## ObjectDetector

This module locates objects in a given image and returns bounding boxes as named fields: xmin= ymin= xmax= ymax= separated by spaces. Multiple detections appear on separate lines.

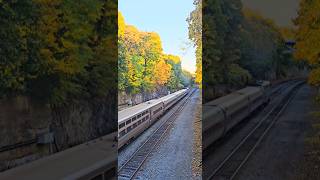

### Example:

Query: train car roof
xmin=159 ymin=89 xmax=187 ymax=102
xmin=205 ymin=92 xmax=246 ymax=108
xmin=236 ymin=86 xmax=262 ymax=95
xmin=205 ymin=86 xmax=262 ymax=110
xmin=118 ymin=99 xmax=161 ymax=123
xmin=204 ymin=87 xmax=260 ymax=109
xmin=0 ymin=132 xmax=117 ymax=180
xmin=118 ymin=89 xmax=187 ymax=123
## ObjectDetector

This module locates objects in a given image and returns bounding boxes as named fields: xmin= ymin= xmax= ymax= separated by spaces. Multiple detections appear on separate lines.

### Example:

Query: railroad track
xmin=118 ymin=89 xmax=196 ymax=180
xmin=269 ymin=79 xmax=300 ymax=97
xmin=207 ymin=81 xmax=304 ymax=180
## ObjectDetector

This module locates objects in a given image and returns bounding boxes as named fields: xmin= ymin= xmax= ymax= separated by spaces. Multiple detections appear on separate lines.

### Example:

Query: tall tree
xmin=294 ymin=0 xmax=320 ymax=87
xmin=118 ymin=12 xmax=188 ymax=97
xmin=0 ymin=0 xmax=38 ymax=96
xmin=187 ymin=0 xmax=202 ymax=86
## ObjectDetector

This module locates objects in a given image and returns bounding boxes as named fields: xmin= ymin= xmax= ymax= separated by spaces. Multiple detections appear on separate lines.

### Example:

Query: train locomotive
xmin=203 ymin=81 xmax=271 ymax=150
xmin=118 ymin=89 xmax=188 ymax=149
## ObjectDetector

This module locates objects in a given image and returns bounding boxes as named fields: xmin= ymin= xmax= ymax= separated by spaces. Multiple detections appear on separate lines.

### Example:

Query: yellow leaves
xmin=142 ymin=32 xmax=163 ymax=54
xmin=154 ymin=59 xmax=172 ymax=85
xmin=164 ymin=54 xmax=181 ymax=64
xmin=125 ymin=25 xmax=141 ymax=43
xmin=119 ymin=12 xmax=163 ymax=57
xmin=119 ymin=12 xmax=185 ymax=93
xmin=295 ymin=0 xmax=320 ymax=89
xmin=295 ymin=0 xmax=320 ymax=65
xmin=308 ymin=68 xmax=320 ymax=87
xmin=61 ymin=38 xmax=77 ymax=49
xmin=118 ymin=11 xmax=125 ymax=38
xmin=279 ymin=27 xmax=296 ymax=40
xmin=188 ymin=0 xmax=202 ymax=86
xmin=294 ymin=28 xmax=320 ymax=65
xmin=195 ymin=41 xmax=202 ymax=86
xmin=127 ymin=59 xmax=141 ymax=88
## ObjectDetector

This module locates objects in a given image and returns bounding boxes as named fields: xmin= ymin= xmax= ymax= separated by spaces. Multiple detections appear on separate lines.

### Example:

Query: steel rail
xmin=118 ymin=89 xmax=196 ymax=180
xmin=207 ymin=81 xmax=304 ymax=180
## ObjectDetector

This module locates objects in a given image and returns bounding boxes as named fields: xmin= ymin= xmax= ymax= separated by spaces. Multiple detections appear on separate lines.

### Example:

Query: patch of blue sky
xmin=119 ymin=0 xmax=197 ymax=73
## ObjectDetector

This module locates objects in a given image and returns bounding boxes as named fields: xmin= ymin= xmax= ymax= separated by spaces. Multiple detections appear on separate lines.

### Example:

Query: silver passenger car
xmin=203 ymin=85 xmax=268 ymax=150
xmin=0 ymin=133 xmax=117 ymax=180
xmin=118 ymin=89 xmax=188 ymax=149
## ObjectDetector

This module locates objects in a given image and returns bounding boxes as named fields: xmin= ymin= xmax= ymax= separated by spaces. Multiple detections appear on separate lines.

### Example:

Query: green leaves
xmin=0 ymin=0 xmax=37 ymax=96
xmin=295 ymin=0 xmax=320 ymax=87
xmin=0 ymin=0 xmax=117 ymax=105
xmin=202 ymin=0 xmax=244 ymax=89
xmin=199 ymin=0 xmax=296 ymax=101
xmin=118 ymin=12 xmax=188 ymax=95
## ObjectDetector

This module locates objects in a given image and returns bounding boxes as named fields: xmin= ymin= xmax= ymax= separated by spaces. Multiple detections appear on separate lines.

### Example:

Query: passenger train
xmin=203 ymin=81 xmax=271 ymax=150
xmin=0 ymin=133 xmax=117 ymax=180
xmin=118 ymin=89 xmax=188 ymax=149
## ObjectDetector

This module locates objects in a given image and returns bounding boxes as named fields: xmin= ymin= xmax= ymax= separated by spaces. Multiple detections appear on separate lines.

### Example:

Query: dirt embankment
xmin=192 ymin=91 xmax=202 ymax=177
xmin=296 ymin=96 xmax=320 ymax=180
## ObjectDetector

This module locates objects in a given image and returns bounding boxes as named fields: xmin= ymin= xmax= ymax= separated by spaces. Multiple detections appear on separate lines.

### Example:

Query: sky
xmin=119 ymin=0 xmax=196 ymax=73
xmin=242 ymin=0 xmax=300 ymax=27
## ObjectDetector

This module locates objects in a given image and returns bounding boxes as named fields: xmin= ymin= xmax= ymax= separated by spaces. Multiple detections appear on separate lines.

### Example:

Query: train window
xmin=119 ymin=123 xmax=125 ymax=129
xmin=119 ymin=130 xmax=126 ymax=137
xmin=153 ymin=107 xmax=162 ymax=114
xmin=133 ymin=123 xmax=137 ymax=128
xmin=142 ymin=111 xmax=145 ymax=115
xmin=138 ymin=120 xmax=142 ymax=124
xmin=126 ymin=119 xmax=131 ymax=125
xmin=132 ymin=116 xmax=137 ymax=121
xmin=138 ymin=114 xmax=141 ymax=118
xmin=153 ymin=107 xmax=160 ymax=114
xmin=127 ymin=126 xmax=132 ymax=132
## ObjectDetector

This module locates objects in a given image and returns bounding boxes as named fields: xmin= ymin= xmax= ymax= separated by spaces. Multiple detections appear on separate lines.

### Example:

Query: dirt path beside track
xmin=237 ymin=84 xmax=317 ymax=180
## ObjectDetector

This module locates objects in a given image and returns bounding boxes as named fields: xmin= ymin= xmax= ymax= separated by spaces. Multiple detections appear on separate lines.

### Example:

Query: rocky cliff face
xmin=0 ymin=96 xmax=51 ymax=147
xmin=0 ymin=96 xmax=51 ymax=171
xmin=118 ymin=87 xmax=170 ymax=108
xmin=51 ymin=96 xmax=117 ymax=150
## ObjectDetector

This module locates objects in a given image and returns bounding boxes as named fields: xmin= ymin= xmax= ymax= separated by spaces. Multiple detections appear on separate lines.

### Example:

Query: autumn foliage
xmin=0 ymin=0 xmax=117 ymax=105
xmin=294 ymin=0 xmax=320 ymax=87
xmin=188 ymin=0 xmax=299 ymax=101
xmin=118 ymin=12 xmax=191 ymax=96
